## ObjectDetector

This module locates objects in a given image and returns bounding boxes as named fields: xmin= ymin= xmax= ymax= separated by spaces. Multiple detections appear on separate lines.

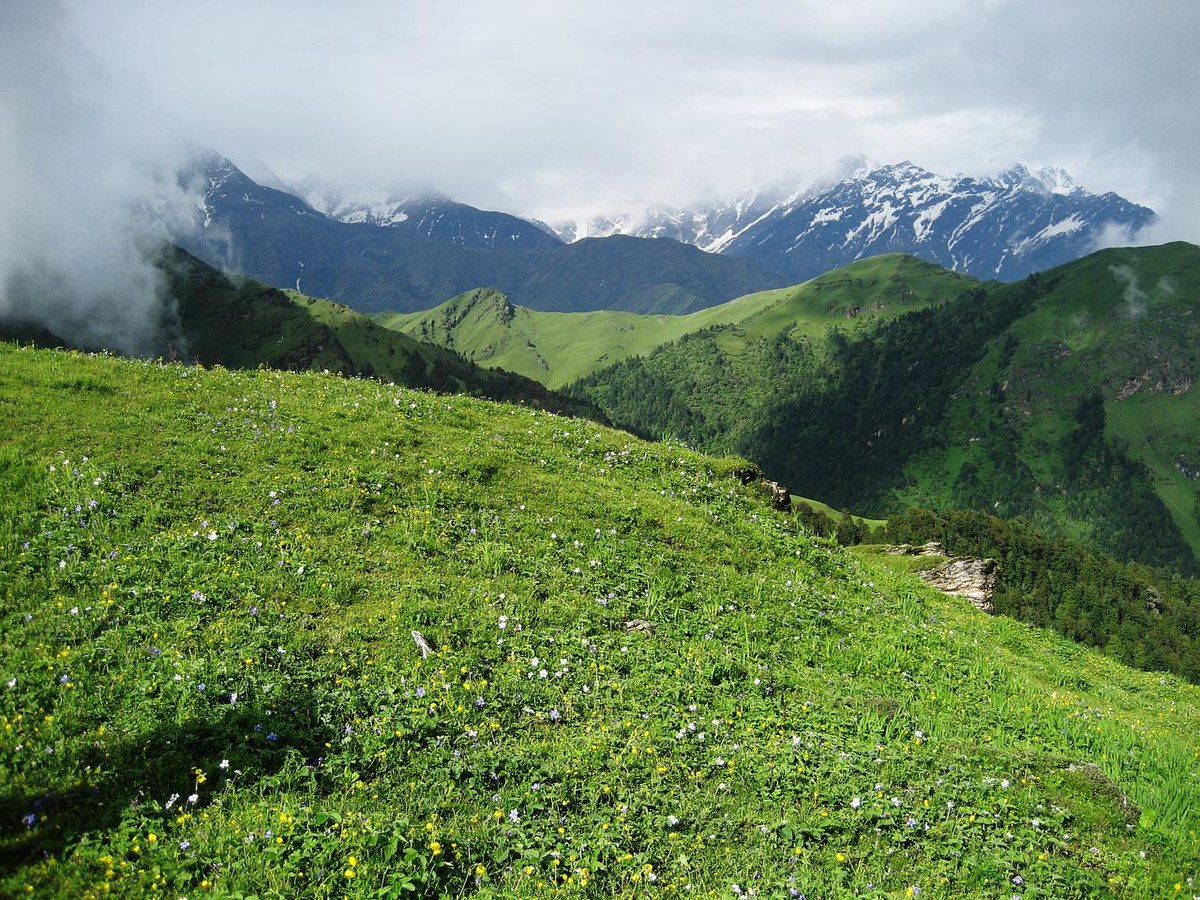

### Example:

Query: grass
xmin=376 ymin=255 xmax=972 ymax=388
xmin=1 ymin=343 xmax=1198 ymax=898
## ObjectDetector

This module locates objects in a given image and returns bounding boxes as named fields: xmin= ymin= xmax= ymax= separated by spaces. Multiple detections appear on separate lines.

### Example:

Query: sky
xmin=37 ymin=0 xmax=1200 ymax=229
xmin=0 ymin=0 xmax=1197 ymax=351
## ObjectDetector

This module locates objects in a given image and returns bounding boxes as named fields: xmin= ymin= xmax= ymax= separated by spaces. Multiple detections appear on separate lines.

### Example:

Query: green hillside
xmin=2 ymin=345 xmax=1199 ymax=898
xmin=574 ymin=243 xmax=1200 ymax=571
xmin=163 ymin=248 xmax=600 ymax=419
xmin=377 ymin=255 xmax=974 ymax=388
xmin=0 ymin=247 xmax=599 ymax=420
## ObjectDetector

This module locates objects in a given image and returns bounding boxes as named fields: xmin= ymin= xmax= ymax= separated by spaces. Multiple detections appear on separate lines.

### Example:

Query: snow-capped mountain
xmin=172 ymin=153 xmax=778 ymax=314
xmin=292 ymin=179 xmax=560 ymax=251
xmin=552 ymin=163 xmax=1156 ymax=282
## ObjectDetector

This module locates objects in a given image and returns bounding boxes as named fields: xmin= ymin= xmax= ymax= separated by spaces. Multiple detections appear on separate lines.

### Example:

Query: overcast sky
xmin=8 ymin=0 xmax=1200 ymax=234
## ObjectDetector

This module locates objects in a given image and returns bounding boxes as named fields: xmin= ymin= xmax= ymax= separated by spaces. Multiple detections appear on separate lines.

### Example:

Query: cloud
xmin=0 ymin=0 xmax=200 ymax=355
xmin=35 ymin=0 xmax=1200 ymax=241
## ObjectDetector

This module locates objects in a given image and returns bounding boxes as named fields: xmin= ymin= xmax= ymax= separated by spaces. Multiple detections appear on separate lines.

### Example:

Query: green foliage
xmin=576 ymin=245 xmax=1200 ymax=572
xmin=158 ymin=248 xmax=601 ymax=420
xmin=885 ymin=507 xmax=1200 ymax=682
xmin=379 ymin=254 xmax=969 ymax=388
xmin=1 ymin=344 xmax=1198 ymax=897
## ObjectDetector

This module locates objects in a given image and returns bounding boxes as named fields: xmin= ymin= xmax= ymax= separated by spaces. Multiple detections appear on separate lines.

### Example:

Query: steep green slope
xmin=378 ymin=255 xmax=974 ymax=388
xmin=574 ymin=243 xmax=1200 ymax=571
xmin=897 ymin=242 xmax=1200 ymax=565
xmin=165 ymin=247 xmax=602 ymax=419
xmin=1 ymin=345 xmax=1198 ymax=898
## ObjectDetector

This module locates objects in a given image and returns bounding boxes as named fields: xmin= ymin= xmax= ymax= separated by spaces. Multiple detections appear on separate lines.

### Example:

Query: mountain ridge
xmin=176 ymin=155 xmax=782 ymax=315
xmin=548 ymin=161 xmax=1155 ymax=283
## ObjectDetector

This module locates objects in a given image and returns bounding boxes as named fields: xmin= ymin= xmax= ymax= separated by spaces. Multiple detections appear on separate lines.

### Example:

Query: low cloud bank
xmin=0 ymin=1 xmax=201 ymax=355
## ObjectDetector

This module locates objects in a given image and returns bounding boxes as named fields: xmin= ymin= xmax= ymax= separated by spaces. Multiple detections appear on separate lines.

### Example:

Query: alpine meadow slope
xmin=378 ymin=254 xmax=975 ymax=389
xmin=1 ymin=345 xmax=1198 ymax=898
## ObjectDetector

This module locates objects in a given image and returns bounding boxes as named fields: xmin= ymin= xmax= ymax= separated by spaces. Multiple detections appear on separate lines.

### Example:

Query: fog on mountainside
xmin=0 ymin=3 xmax=202 ymax=355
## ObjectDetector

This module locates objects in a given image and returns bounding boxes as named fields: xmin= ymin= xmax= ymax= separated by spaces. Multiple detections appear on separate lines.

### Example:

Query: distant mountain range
xmin=178 ymin=155 xmax=1154 ymax=315
xmin=549 ymin=162 xmax=1156 ymax=282
xmin=177 ymin=154 xmax=778 ymax=315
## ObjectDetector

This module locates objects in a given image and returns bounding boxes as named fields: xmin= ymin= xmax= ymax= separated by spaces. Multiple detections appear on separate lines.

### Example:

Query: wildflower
xmin=415 ymin=687 xmax=427 ymax=699
xmin=429 ymin=841 xmax=443 ymax=856
xmin=266 ymin=732 xmax=278 ymax=742
xmin=197 ymin=683 xmax=206 ymax=692
xmin=1013 ymin=876 xmax=1025 ymax=886
xmin=179 ymin=840 xmax=190 ymax=850
xmin=187 ymin=794 xmax=199 ymax=805
xmin=21 ymin=813 xmax=35 ymax=827
xmin=850 ymin=797 xmax=862 ymax=810
xmin=509 ymin=809 xmax=520 ymax=824
xmin=548 ymin=708 xmax=561 ymax=722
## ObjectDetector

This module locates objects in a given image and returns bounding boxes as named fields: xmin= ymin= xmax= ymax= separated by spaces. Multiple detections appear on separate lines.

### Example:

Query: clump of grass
xmin=0 ymin=343 xmax=1197 ymax=898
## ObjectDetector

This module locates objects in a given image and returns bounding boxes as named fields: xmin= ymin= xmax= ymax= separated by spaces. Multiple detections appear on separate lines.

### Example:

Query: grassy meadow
xmin=377 ymin=255 xmax=971 ymax=388
xmin=1 ymin=343 xmax=1198 ymax=898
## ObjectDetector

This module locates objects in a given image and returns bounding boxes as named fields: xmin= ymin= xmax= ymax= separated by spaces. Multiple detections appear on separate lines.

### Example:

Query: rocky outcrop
xmin=920 ymin=557 xmax=998 ymax=611
xmin=763 ymin=480 xmax=792 ymax=512
xmin=885 ymin=544 xmax=998 ymax=611
xmin=884 ymin=542 xmax=948 ymax=557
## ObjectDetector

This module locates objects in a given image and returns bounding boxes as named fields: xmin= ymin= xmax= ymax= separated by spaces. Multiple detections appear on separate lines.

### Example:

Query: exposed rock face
xmin=884 ymin=544 xmax=998 ymax=611
xmin=920 ymin=557 xmax=998 ymax=611
xmin=763 ymin=480 xmax=793 ymax=512
xmin=884 ymin=542 xmax=947 ymax=557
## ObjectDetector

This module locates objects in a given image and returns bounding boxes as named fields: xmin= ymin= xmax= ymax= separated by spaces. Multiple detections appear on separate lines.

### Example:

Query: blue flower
xmin=21 ymin=813 xmax=36 ymax=827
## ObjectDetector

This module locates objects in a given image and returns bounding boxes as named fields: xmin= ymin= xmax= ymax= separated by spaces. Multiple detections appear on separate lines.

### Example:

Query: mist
xmin=0 ymin=1 xmax=200 ymax=356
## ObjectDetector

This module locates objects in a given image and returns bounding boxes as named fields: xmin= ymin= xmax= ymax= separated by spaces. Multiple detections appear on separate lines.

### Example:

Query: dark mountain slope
xmin=177 ymin=155 xmax=782 ymax=314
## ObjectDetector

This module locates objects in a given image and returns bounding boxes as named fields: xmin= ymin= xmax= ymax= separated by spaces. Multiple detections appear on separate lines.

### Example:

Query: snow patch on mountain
xmin=556 ymin=161 xmax=1154 ymax=282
